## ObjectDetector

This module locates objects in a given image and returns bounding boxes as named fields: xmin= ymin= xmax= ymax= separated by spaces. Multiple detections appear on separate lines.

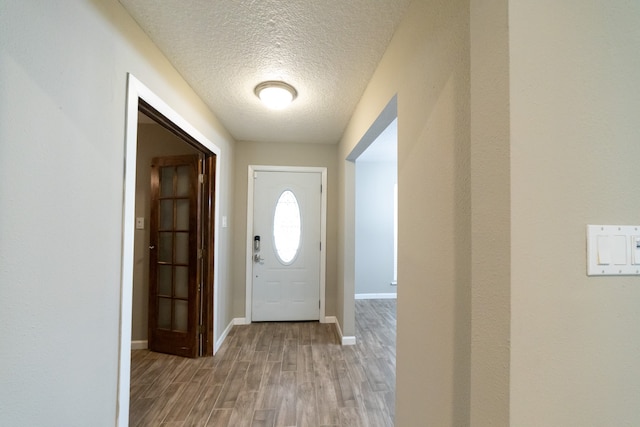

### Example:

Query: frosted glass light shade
xmin=255 ymin=81 xmax=297 ymax=110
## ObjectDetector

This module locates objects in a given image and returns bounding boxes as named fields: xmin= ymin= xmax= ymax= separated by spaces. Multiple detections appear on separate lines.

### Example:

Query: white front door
xmin=251 ymin=170 xmax=322 ymax=321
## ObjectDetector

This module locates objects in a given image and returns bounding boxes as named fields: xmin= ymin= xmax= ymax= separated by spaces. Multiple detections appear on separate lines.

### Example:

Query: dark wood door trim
xmin=201 ymin=155 xmax=216 ymax=356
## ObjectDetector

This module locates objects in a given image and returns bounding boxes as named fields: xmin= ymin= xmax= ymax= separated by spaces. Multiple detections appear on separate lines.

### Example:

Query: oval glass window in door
xmin=273 ymin=190 xmax=302 ymax=264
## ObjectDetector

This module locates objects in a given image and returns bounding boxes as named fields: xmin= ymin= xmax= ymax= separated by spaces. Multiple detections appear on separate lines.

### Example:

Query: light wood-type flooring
xmin=129 ymin=299 xmax=396 ymax=427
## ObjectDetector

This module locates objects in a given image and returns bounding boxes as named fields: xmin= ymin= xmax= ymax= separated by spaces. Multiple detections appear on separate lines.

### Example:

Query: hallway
xmin=130 ymin=299 xmax=397 ymax=426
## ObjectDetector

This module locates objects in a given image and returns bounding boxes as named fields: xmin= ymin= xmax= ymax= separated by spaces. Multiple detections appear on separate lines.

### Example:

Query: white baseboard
xmin=131 ymin=340 xmax=148 ymax=350
xmin=214 ymin=317 xmax=249 ymax=353
xmin=341 ymin=335 xmax=357 ymax=345
xmin=323 ymin=316 xmax=356 ymax=345
xmin=215 ymin=319 xmax=234 ymax=353
xmin=320 ymin=315 xmax=335 ymax=324
xmin=323 ymin=315 xmax=337 ymax=324
xmin=133 ymin=318 xmax=248 ymax=355
xmin=355 ymin=293 xmax=397 ymax=300
xmin=215 ymin=315 xmax=359 ymax=353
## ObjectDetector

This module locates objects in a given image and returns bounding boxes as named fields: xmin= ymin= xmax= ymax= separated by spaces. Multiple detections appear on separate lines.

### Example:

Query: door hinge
xmin=320 ymin=184 xmax=322 ymax=193
xmin=198 ymin=324 xmax=204 ymax=334
xmin=199 ymin=173 xmax=205 ymax=184
xmin=198 ymin=248 xmax=203 ymax=259
xmin=319 ymin=300 xmax=321 ymax=309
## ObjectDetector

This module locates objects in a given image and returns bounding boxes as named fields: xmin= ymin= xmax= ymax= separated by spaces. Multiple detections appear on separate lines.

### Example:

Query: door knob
xmin=254 ymin=253 xmax=264 ymax=264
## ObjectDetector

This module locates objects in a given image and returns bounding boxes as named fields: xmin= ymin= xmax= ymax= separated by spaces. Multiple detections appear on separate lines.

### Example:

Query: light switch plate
xmin=135 ymin=217 xmax=145 ymax=230
xmin=587 ymin=225 xmax=640 ymax=276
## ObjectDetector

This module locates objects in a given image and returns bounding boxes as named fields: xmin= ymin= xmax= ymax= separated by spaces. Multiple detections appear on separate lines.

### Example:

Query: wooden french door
xmin=148 ymin=154 xmax=202 ymax=358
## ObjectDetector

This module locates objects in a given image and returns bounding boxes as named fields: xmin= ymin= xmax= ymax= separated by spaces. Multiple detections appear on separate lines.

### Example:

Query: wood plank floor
xmin=129 ymin=299 xmax=396 ymax=427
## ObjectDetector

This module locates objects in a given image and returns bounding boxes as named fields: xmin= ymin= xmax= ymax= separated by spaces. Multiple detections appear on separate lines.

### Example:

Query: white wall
xmin=509 ymin=0 xmax=640 ymax=425
xmin=469 ymin=0 xmax=511 ymax=424
xmin=0 ymin=1 xmax=235 ymax=425
xmin=338 ymin=0 xmax=471 ymax=424
xmin=355 ymin=160 xmax=397 ymax=295
xmin=343 ymin=1 xmax=640 ymax=425
xmin=232 ymin=141 xmax=338 ymax=319
xmin=3 ymin=1 xmax=638 ymax=426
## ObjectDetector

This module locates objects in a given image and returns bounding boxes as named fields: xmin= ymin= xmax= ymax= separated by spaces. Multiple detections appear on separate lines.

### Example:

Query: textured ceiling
xmin=119 ymin=0 xmax=410 ymax=144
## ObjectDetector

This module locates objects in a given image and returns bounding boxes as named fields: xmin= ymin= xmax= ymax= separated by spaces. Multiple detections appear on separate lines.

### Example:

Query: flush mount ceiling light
xmin=254 ymin=81 xmax=297 ymax=110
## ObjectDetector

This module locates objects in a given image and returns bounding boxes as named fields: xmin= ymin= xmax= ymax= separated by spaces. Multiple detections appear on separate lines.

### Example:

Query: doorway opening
xmin=134 ymin=108 xmax=215 ymax=358
xmin=344 ymin=94 xmax=398 ymax=331
xmin=118 ymin=74 xmax=222 ymax=426
xmin=354 ymin=118 xmax=398 ymax=300
xmin=344 ymin=94 xmax=398 ymax=420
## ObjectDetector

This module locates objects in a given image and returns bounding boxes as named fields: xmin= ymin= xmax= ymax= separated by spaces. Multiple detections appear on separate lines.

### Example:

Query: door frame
xmin=140 ymin=108 xmax=217 ymax=358
xmin=118 ymin=74 xmax=222 ymax=426
xmin=245 ymin=165 xmax=327 ymax=324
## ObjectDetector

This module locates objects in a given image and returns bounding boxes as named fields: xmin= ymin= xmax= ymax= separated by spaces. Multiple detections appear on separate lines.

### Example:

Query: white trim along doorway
xmin=245 ymin=165 xmax=328 ymax=324
xmin=119 ymin=74 xmax=222 ymax=426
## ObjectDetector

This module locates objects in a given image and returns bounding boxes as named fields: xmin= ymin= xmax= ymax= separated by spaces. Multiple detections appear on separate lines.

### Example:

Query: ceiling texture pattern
xmin=119 ymin=0 xmax=411 ymax=144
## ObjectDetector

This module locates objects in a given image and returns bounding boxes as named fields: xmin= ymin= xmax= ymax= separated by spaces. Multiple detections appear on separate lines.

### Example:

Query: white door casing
xmin=246 ymin=166 xmax=327 ymax=323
